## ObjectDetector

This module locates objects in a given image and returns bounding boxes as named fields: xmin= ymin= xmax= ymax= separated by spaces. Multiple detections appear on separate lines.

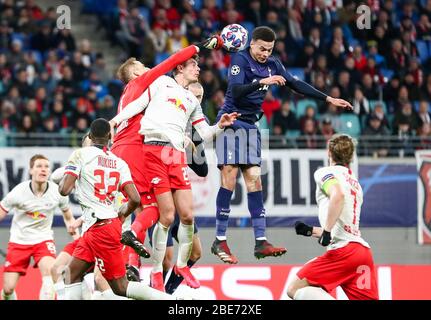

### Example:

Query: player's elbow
xmin=129 ymin=194 xmax=141 ymax=210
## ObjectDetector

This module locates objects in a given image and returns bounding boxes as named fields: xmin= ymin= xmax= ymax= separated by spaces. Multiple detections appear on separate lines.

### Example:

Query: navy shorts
xmin=148 ymin=214 xmax=198 ymax=247
xmin=215 ymin=113 xmax=261 ymax=168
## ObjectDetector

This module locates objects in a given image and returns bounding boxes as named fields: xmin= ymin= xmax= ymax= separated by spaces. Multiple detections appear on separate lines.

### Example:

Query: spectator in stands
xmin=54 ymin=28 xmax=76 ymax=52
xmin=78 ymin=39 xmax=94 ymax=68
xmin=361 ymin=73 xmax=380 ymax=100
xmin=166 ymin=27 xmax=189 ymax=54
xmin=245 ymin=0 xmax=264 ymax=27
xmin=317 ymin=117 xmax=336 ymax=148
xmin=69 ymin=51 xmax=89 ymax=82
xmin=336 ymin=70 xmax=354 ymax=101
xmin=299 ymin=105 xmax=318 ymax=134
xmin=352 ymin=87 xmax=371 ymax=117
xmin=92 ymin=53 xmax=110 ymax=84
xmin=296 ymin=42 xmax=315 ymax=69
xmin=148 ymin=25 xmax=168 ymax=54
xmin=272 ymin=100 xmax=299 ymax=136
xmin=416 ymin=123 xmax=431 ymax=150
xmin=0 ymin=100 xmax=18 ymax=132
xmin=0 ymin=21 xmax=11 ymax=50
xmin=8 ymin=39 xmax=26 ymax=67
xmin=393 ymin=102 xmax=419 ymax=135
xmin=262 ymin=90 xmax=281 ymax=123
xmin=70 ymin=116 xmax=89 ymax=147
xmin=16 ymin=7 xmax=36 ymax=34
xmin=57 ymin=65 xmax=81 ymax=103
xmin=31 ymin=21 xmax=55 ymax=53
xmin=40 ymin=116 xmax=64 ymax=146
xmin=18 ymin=114 xmax=35 ymax=135
xmin=366 ymin=41 xmax=385 ymax=68
xmin=34 ymin=87 xmax=48 ymax=112
xmin=204 ymin=89 xmax=224 ymax=125
xmin=371 ymin=103 xmax=390 ymax=129
xmin=14 ymin=69 xmax=34 ymax=99
xmin=395 ymin=118 xmax=415 ymax=157
xmin=6 ymin=86 xmax=23 ymax=109
xmin=387 ymin=39 xmax=408 ymax=71
xmin=404 ymin=73 xmax=422 ymax=101
xmin=362 ymin=114 xmax=391 ymax=157
xmin=417 ymin=100 xmax=431 ymax=127
xmin=297 ymin=118 xmax=318 ymax=149
xmin=96 ymin=95 xmax=116 ymax=120
xmin=416 ymin=14 xmax=431 ymax=41
xmin=50 ymin=99 xmax=68 ymax=131
xmin=383 ymin=75 xmax=401 ymax=111
xmin=287 ymin=0 xmax=305 ymax=42
xmin=200 ymin=69 xmax=220 ymax=103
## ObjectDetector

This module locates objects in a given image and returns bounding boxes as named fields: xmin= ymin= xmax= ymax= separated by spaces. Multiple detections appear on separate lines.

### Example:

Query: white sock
xmin=256 ymin=237 xmax=267 ymax=241
xmin=65 ymin=282 xmax=83 ymax=300
xmin=54 ymin=280 xmax=65 ymax=300
xmin=1 ymin=289 xmax=17 ymax=300
xmin=39 ymin=276 xmax=55 ymax=300
xmin=81 ymin=279 xmax=93 ymax=300
xmin=176 ymin=222 xmax=194 ymax=268
xmin=126 ymin=281 xmax=174 ymax=300
xmin=151 ymin=222 xmax=169 ymax=273
xmin=216 ymin=236 xmax=226 ymax=241
xmin=293 ymin=286 xmax=335 ymax=300
xmin=101 ymin=288 xmax=129 ymax=300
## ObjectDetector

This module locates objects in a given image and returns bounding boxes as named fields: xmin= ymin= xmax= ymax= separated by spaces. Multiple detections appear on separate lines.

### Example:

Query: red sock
xmin=131 ymin=206 xmax=160 ymax=239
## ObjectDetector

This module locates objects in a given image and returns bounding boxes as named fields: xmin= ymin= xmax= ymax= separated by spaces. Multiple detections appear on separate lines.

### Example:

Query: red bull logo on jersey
xmin=167 ymin=98 xmax=186 ymax=113
xmin=26 ymin=211 xmax=47 ymax=220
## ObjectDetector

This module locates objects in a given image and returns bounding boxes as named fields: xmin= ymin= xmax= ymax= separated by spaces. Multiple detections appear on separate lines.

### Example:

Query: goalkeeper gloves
xmin=294 ymin=221 xmax=313 ymax=237
xmin=318 ymin=230 xmax=332 ymax=247
xmin=196 ymin=35 xmax=223 ymax=50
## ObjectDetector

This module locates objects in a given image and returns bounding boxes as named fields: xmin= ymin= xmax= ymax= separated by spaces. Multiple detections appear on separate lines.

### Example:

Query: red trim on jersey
xmin=120 ymin=181 xmax=134 ymax=192
xmin=148 ymin=86 xmax=151 ymax=101
xmin=64 ymin=171 xmax=79 ymax=178
xmin=192 ymin=118 xmax=205 ymax=126
xmin=0 ymin=203 xmax=9 ymax=213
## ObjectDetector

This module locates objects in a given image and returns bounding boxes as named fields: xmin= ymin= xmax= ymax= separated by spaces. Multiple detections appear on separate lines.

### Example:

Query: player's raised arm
xmin=133 ymin=35 xmax=222 ymax=91
xmin=277 ymin=61 xmax=353 ymax=110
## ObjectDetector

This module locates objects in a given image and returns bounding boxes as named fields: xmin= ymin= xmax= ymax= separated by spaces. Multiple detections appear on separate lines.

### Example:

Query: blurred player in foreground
xmin=288 ymin=134 xmax=378 ymax=300
xmin=0 ymin=155 xmax=76 ymax=300
xmin=59 ymin=119 xmax=175 ymax=300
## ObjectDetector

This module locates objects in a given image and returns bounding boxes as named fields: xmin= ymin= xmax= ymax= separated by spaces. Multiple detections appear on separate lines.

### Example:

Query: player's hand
xmin=294 ymin=221 xmax=313 ymax=237
xmin=259 ymin=75 xmax=286 ymax=86
xmin=318 ymin=230 xmax=332 ymax=246
xmin=326 ymin=97 xmax=353 ymax=110
xmin=218 ymin=112 xmax=239 ymax=129
xmin=109 ymin=120 xmax=116 ymax=142
xmin=184 ymin=136 xmax=197 ymax=154
xmin=196 ymin=35 xmax=224 ymax=51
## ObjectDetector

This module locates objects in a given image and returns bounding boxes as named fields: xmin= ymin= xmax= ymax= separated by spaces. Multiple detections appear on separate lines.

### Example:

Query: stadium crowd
xmin=0 ymin=0 xmax=431 ymax=155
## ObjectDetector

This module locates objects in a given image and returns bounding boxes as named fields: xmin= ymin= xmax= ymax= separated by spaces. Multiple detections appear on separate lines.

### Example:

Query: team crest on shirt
xmin=231 ymin=65 xmax=240 ymax=75
xmin=26 ymin=211 xmax=47 ymax=220
xmin=167 ymin=98 xmax=186 ymax=113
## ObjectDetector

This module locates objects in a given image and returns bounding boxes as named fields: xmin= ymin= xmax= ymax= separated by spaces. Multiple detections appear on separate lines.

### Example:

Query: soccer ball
xmin=220 ymin=24 xmax=248 ymax=52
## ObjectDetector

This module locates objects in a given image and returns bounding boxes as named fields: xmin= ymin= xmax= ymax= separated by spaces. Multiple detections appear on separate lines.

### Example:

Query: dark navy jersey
xmin=221 ymin=48 xmax=328 ymax=123
xmin=221 ymin=48 xmax=293 ymax=121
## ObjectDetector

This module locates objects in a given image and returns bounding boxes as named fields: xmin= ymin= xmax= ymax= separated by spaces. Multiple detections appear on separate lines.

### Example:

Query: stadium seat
xmin=138 ymin=6 xmax=150 ymax=23
xmin=285 ymin=130 xmax=301 ymax=138
xmin=192 ymin=0 xmax=203 ymax=10
xmin=369 ymin=100 xmax=388 ymax=114
xmin=380 ymin=68 xmax=394 ymax=81
xmin=287 ymin=68 xmax=305 ymax=81
xmin=155 ymin=52 xmax=170 ymax=65
xmin=339 ymin=113 xmax=361 ymax=138
xmin=416 ymin=40 xmax=429 ymax=63
xmin=295 ymin=99 xmax=317 ymax=118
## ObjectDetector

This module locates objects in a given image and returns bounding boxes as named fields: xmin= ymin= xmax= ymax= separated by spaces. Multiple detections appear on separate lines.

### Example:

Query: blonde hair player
xmin=288 ymin=134 xmax=378 ymax=300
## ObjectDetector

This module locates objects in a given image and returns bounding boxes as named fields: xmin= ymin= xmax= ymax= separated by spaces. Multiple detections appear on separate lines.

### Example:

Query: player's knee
xmin=50 ymin=263 xmax=61 ymax=280
xmin=287 ymin=284 xmax=297 ymax=299
xmin=221 ymin=168 xmax=237 ymax=190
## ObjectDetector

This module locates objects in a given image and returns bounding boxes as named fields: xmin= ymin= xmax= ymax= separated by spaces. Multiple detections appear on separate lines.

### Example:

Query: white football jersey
xmin=64 ymin=146 xmax=133 ymax=233
xmin=139 ymin=76 xmax=205 ymax=151
xmin=0 ymin=180 xmax=69 ymax=245
xmin=314 ymin=165 xmax=370 ymax=250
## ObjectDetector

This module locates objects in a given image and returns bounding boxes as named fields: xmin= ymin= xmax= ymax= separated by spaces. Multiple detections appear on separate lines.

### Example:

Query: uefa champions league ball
xmin=220 ymin=24 xmax=248 ymax=52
